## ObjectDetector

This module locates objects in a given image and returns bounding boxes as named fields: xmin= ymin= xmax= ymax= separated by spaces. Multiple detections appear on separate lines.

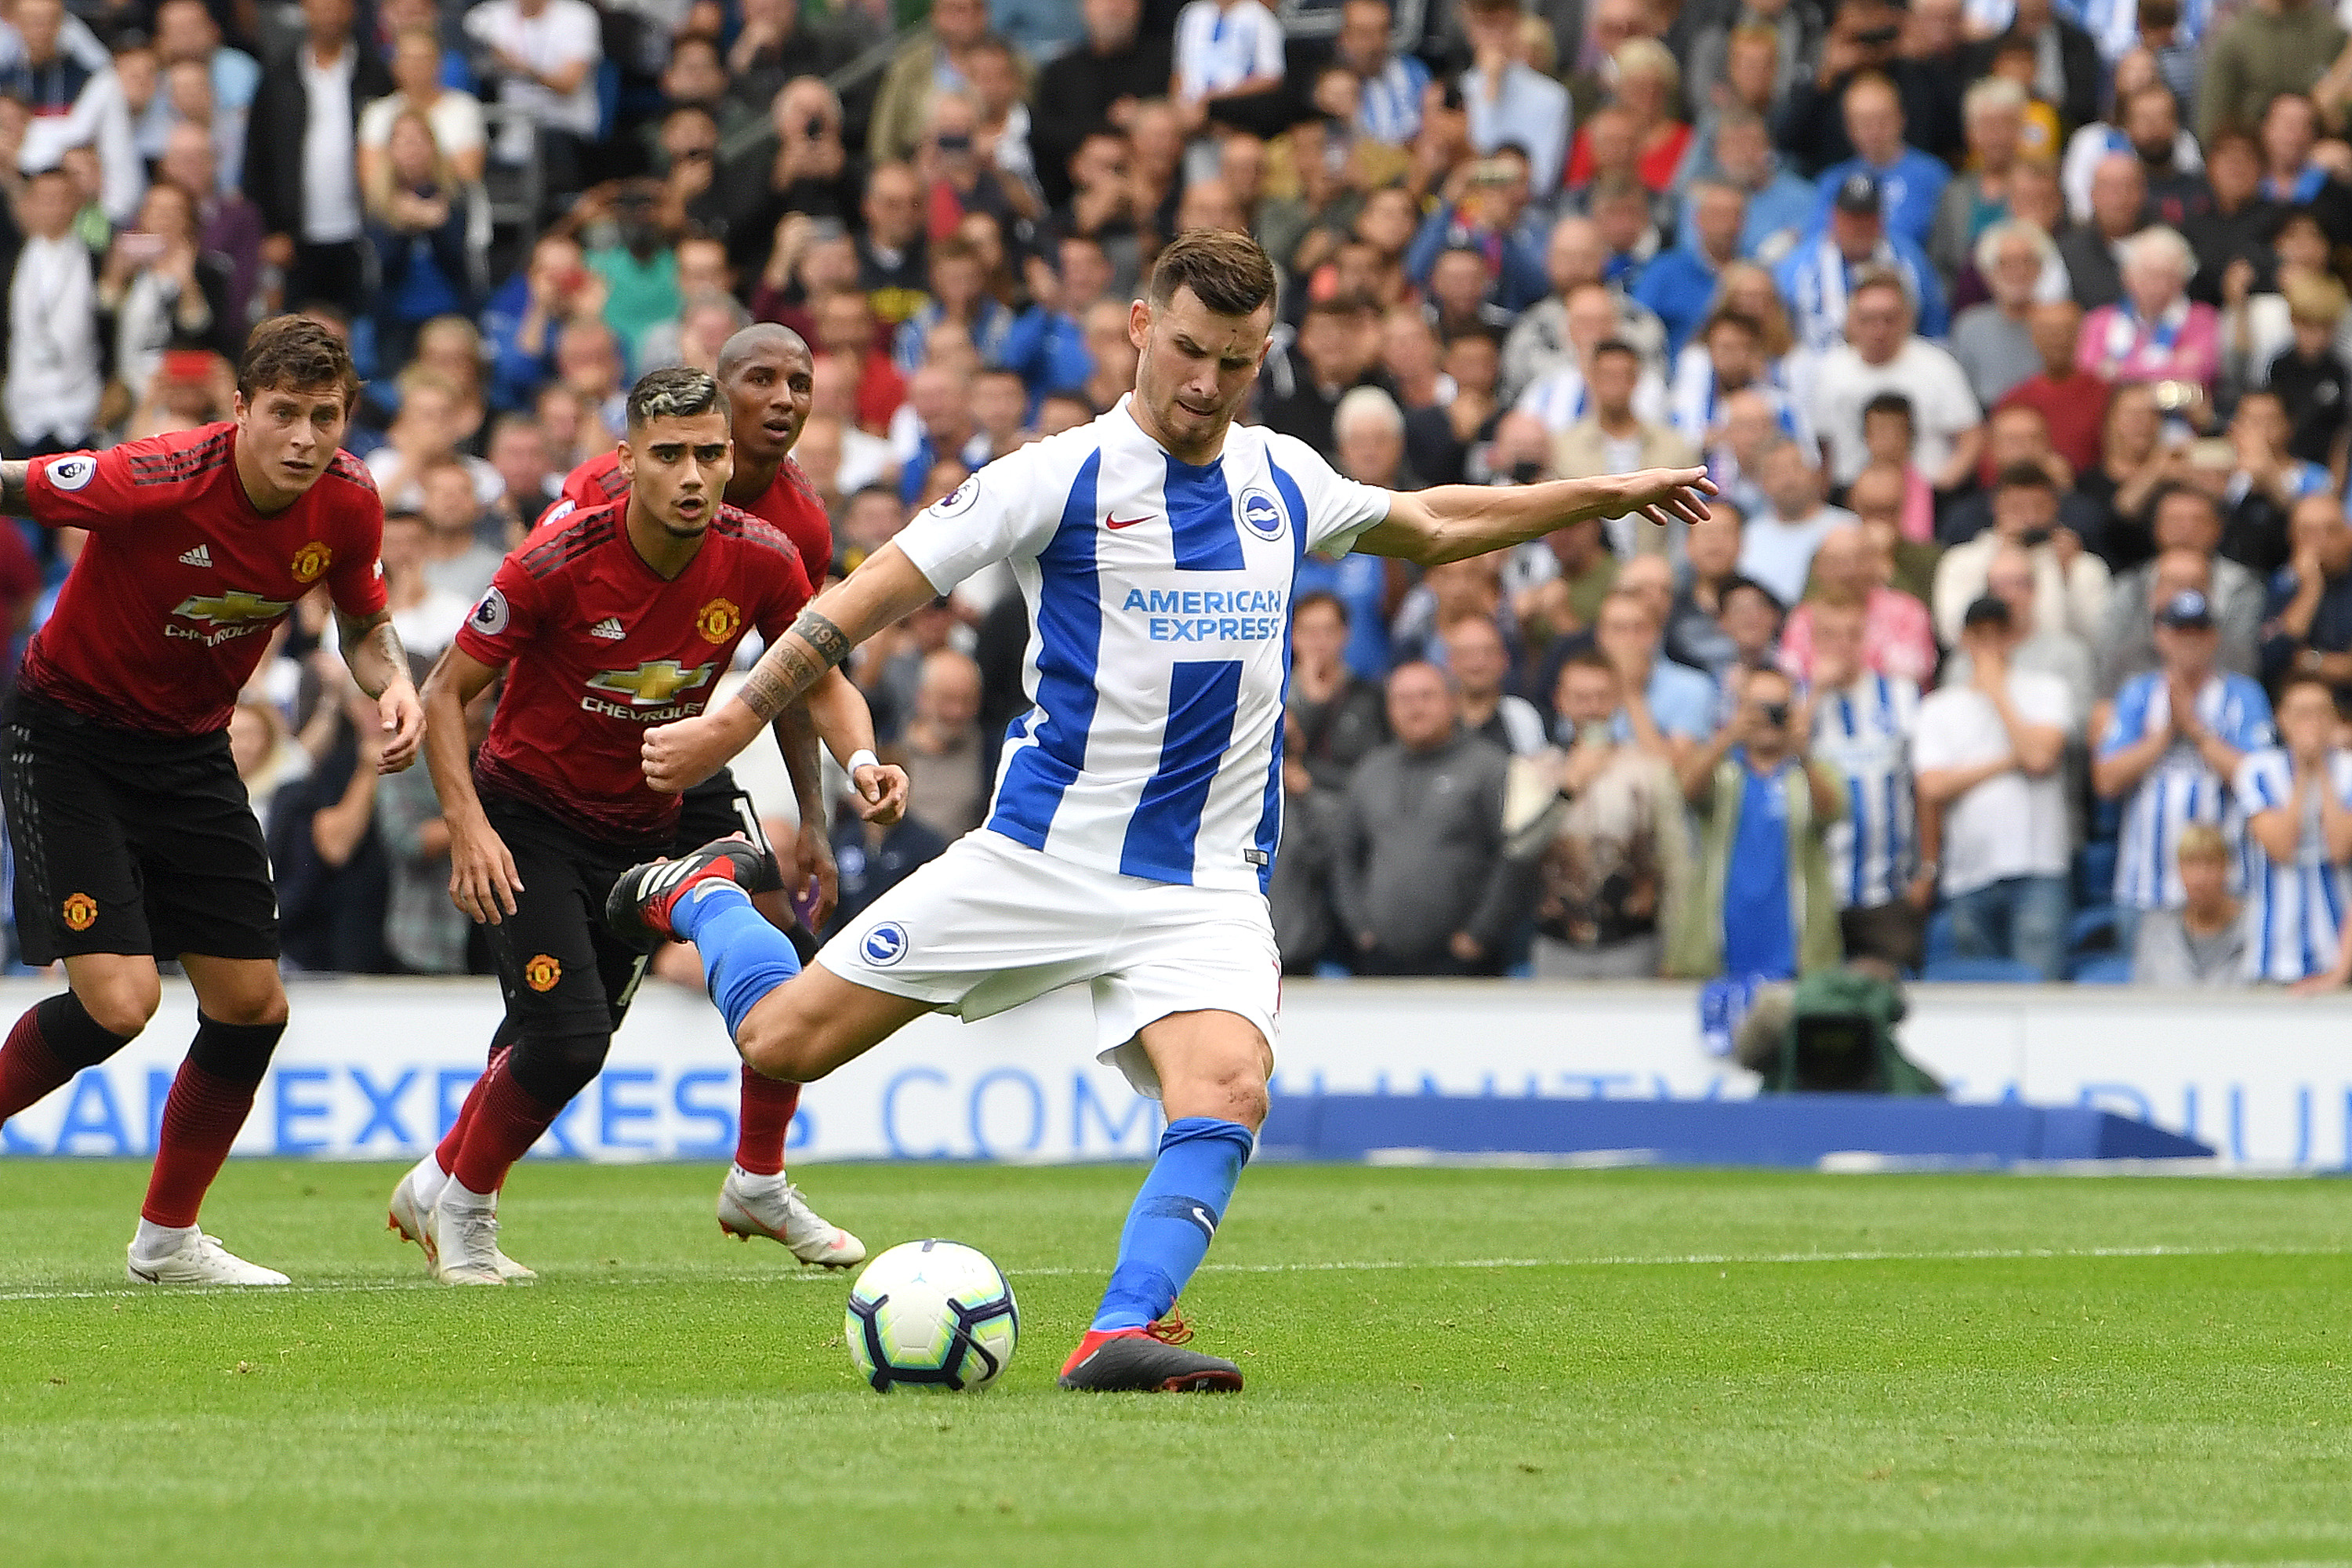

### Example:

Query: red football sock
xmin=450 ymin=1055 xmax=561 ymax=1195
xmin=0 ymin=1007 xmax=71 ymax=1123
xmin=734 ymin=1067 xmax=800 ymax=1177
xmin=140 ymin=1062 xmax=260 ymax=1228
xmin=435 ymin=1045 xmax=510 ymax=1173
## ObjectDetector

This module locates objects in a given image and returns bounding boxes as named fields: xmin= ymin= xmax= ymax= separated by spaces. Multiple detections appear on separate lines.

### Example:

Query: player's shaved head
xmin=717 ymin=323 xmax=811 ymax=385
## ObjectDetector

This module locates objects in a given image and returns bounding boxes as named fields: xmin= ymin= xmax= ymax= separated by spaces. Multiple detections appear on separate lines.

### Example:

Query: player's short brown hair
xmin=1148 ymin=228 xmax=1277 ymax=320
xmin=238 ymin=314 xmax=360 ymax=411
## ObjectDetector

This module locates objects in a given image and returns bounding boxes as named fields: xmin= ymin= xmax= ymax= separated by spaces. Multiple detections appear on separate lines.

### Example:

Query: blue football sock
xmin=671 ymin=881 xmax=802 ymax=1036
xmin=1091 ymin=1116 xmax=1255 ymax=1332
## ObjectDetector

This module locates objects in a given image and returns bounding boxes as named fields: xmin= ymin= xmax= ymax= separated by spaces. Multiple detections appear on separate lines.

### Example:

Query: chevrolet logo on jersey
xmin=167 ymin=589 xmax=294 ymax=645
xmin=587 ymin=660 xmax=716 ymax=706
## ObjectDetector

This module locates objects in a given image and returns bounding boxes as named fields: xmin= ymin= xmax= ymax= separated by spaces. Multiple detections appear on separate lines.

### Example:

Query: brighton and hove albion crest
xmin=1238 ymin=488 xmax=1285 ymax=541
xmin=291 ymin=542 xmax=332 ymax=583
xmin=695 ymin=598 xmax=741 ymax=643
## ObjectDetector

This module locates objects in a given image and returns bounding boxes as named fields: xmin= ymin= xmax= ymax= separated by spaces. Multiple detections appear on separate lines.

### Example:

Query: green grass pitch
xmin=4 ymin=1160 xmax=2351 ymax=1568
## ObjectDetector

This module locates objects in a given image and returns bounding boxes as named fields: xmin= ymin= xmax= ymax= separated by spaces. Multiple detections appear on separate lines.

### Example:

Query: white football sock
xmin=439 ymin=1177 xmax=495 ymax=1213
xmin=130 ymin=1219 xmax=197 ymax=1264
xmin=406 ymin=1151 xmax=449 ymax=1210
xmin=731 ymin=1165 xmax=787 ymax=1196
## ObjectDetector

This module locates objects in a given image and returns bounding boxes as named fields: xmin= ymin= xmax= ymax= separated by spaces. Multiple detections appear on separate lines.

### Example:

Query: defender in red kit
xmin=406 ymin=368 xmax=902 ymax=1285
xmin=0 ymin=317 xmax=425 ymax=1286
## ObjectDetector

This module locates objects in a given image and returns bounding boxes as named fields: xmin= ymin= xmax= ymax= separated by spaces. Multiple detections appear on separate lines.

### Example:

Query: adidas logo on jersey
xmin=178 ymin=545 xmax=212 ymax=568
xmin=589 ymin=617 xmax=626 ymax=641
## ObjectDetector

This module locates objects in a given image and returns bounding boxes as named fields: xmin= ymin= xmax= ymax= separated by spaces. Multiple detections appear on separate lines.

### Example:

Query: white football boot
xmin=716 ymin=1167 xmax=866 ymax=1268
xmin=429 ymin=1192 xmax=510 ymax=1286
xmin=125 ymin=1229 xmax=290 ymax=1286
xmin=390 ymin=1168 xmax=535 ymax=1281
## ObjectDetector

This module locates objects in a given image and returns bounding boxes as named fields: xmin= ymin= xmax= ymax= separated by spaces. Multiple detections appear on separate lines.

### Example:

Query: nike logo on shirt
xmin=1105 ymin=514 xmax=1155 ymax=529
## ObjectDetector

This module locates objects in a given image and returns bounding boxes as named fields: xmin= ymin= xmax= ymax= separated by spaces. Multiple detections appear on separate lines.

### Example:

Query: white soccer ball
xmin=844 ymin=1240 xmax=1019 ymax=1393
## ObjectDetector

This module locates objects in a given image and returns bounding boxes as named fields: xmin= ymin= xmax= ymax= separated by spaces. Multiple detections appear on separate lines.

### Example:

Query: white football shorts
xmin=813 ymin=829 xmax=1281 ymax=1097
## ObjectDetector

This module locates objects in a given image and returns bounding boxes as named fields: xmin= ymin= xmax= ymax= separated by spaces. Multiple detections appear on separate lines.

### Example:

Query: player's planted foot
xmin=604 ymin=835 xmax=771 ymax=950
xmin=430 ymin=1186 xmax=511 ymax=1286
xmin=1058 ymin=1313 xmax=1242 ymax=1393
xmin=716 ymin=1166 xmax=866 ymax=1267
xmin=390 ymin=1168 xmax=535 ymax=1280
xmin=125 ymin=1227 xmax=290 ymax=1287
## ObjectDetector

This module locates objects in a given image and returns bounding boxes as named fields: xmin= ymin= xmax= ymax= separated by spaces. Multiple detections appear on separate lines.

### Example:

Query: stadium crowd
xmin=1 ymin=0 xmax=2350 ymax=989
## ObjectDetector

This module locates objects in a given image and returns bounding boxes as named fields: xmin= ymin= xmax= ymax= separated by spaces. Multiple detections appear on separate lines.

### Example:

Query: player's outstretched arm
xmin=642 ymin=543 xmax=939 ymax=794
xmin=1354 ymin=467 xmax=1718 ymax=566
xmin=418 ymin=644 xmax=524 ymax=924
xmin=335 ymin=607 xmax=426 ymax=773
xmin=805 ymin=666 xmax=910 ymax=826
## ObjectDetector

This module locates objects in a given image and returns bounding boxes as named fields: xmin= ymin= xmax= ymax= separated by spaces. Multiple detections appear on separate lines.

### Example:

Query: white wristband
xmin=846 ymin=749 xmax=879 ymax=775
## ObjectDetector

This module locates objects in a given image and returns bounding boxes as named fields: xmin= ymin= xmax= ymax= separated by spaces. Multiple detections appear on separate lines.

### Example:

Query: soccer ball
xmin=844 ymin=1240 xmax=1019 ymax=1393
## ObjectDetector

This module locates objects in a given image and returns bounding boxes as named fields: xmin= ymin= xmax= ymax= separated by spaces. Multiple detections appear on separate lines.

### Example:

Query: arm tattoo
xmin=739 ymin=608 xmax=852 ymax=724
xmin=336 ymin=608 xmax=411 ymax=699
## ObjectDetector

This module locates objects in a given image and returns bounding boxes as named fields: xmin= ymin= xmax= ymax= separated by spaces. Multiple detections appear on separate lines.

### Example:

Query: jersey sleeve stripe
xmin=516 ymin=510 xmax=618 ymax=577
xmin=986 ymin=449 xmax=1103 ymax=851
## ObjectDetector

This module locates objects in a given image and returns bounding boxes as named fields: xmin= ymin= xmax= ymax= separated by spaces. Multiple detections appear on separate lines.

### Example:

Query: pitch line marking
xmin=0 ymin=1242 xmax=2346 ymax=1302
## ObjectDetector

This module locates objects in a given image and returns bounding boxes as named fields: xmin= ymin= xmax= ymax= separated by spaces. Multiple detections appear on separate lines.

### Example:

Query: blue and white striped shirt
xmin=1173 ymin=0 xmax=1284 ymax=100
xmin=891 ymin=397 xmax=1392 ymax=893
xmin=1514 ymin=362 xmax=1670 ymax=433
xmin=1810 ymin=673 xmax=1920 ymax=910
xmin=2102 ymin=670 xmax=2275 ymax=910
xmin=1354 ymin=55 xmax=1429 ymax=147
xmin=1666 ymin=343 xmax=1814 ymax=452
xmin=2074 ymin=0 xmax=2209 ymax=60
xmin=2234 ymin=747 xmax=2352 ymax=982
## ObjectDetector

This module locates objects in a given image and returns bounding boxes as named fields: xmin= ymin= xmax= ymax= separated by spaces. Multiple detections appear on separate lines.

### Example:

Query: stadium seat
xmin=1920 ymin=956 xmax=2047 ymax=983
xmin=2071 ymin=954 xmax=2135 ymax=985
xmin=1925 ymin=908 xmax=1956 ymax=964
xmin=2074 ymin=842 xmax=2118 ymax=907
xmin=2067 ymin=905 xmax=2119 ymax=957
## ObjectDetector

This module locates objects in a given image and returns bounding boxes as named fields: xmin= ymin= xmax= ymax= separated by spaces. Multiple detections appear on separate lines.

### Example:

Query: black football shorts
xmin=0 ymin=691 xmax=281 ymax=966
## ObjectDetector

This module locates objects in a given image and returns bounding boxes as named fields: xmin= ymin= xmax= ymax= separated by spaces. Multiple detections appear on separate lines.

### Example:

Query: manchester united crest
xmin=696 ymin=597 xmax=741 ymax=643
xmin=60 ymin=893 xmax=96 ymax=931
xmin=524 ymin=954 xmax=562 ymax=992
xmin=291 ymin=542 xmax=332 ymax=583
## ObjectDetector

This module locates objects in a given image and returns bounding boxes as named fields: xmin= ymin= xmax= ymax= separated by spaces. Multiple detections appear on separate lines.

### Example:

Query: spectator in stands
xmin=2215 ymin=390 xmax=2327 ymax=578
xmin=1403 ymin=145 xmax=1548 ymax=312
xmin=1333 ymin=661 xmax=1518 ymax=975
xmin=487 ymin=412 xmax=557 ymax=524
xmin=1934 ymin=464 xmax=2109 ymax=648
xmin=5 ymin=0 xmax=136 ymax=223
xmin=857 ymin=162 xmax=931 ymax=330
xmin=1520 ymin=650 xmax=1691 ymax=978
xmin=1288 ymin=591 xmax=1389 ymax=792
xmin=1446 ymin=615 xmax=1544 ymax=755
xmin=2227 ymin=673 xmax=2352 ymax=986
xmin=268 ymin=673 xmax=391 ymax=975
xmin=90 ymin=177 xmax=235 ymax=418
xmin=1663 ymin=498 xmax=1746 ymax=680
xmin=1966 ymin=0 xmax=2101 ymax=134
xmin=1665 ymin=307 xmax=1812 ymax=462
xmin=1686 ymin=2 xmax=1818 ymax=129
xmin=230 ymin=699 xmax=310 ymax=829
xmin=1915 ymin=595 xmax=2075 ymax=978
xmin=246 ymin=0 xmax=390 ymax=317
xmin=893 ymin=237 xmax=1009 ymax=374
xmin=1636 ymin=179 xmax=1744 ymax=357
xmin=1998 ymin=299 xmax=2107 ymax=484
xmin=898 ymin=649 xmax=989 ymax=842
xmin=1927 ymin=78 xmax=2027 ymax=289
xmin=2197 ymin=0 xmax=2347 ymax=148
xmin=868 ymin=0 xmax=992 ymax=165
xmin=1778 ymin=0 xmax=1962 ymax=172
xmin=2056 ymin=153 xmax=2146 ymax=314
xmin=1809 ymin=271 xmax=1981 ymax=492
xmin=1805 ymin=597 xmax=1931 ymax=968
xmin=158 ymin=119 xmax=260 ymax=329
xmin=2128 ymin=823 xmax=2247 ymax=985
xmin=1951 ymin=221 xmax=2060 ymax=409
xmin=1670 ymin=663 xmax=1845 ymax=982
xmin=830 ymin=771 xmax=951 ymax=939
xmin=359 ymin=24 xmax=485 ymax=194
xmin=1943 ymin=539 xmax=2098 ymax=729
xmin=419 ymin=459 xmax=500 ymax=599
xmin=1550 ymin=339 xmax=1697 ymax=555
xmin=2077 ymin=227 xmax=2220 ymax=404
xmin=2183 ymin=130 xmax=2270 ymax=299
xmin=364 ymin=110 xmax=474 ymax=371
xmin=1595 ymin=586 xmax=1717 ymax=767
xmin=2122 ymin=83 xmax=2212 ymax=233
xmin=2096 ymin=486 xmax=2265 ymax=696
xmin=1508 ymin=511 xmax=1617 ymax=662
xmin=1171 ymin=0 xmax=1286 ymax=140
xmin=2263 ymin=493 xmax=2352 ymax=689
xmin=1810 ymin=74 xmax=1949 ymax=251
xmin=1570 ymin=39 xmax=1691 ymax=194
xmin=1331 ymin=0 xmax=1427 ymax=148
xmin=1939 ymin=402 xmax=2109 ymax=552
xmin=5 ymin=166 xmax=99 ymax=456
xmin=2253 ymin=274 xmax=2352 ymax=471
xmin=892 ymin=363 xmax=990 ymax=505
xmin=149 ymin=0 xmax=256 ymax=155
xmin=1265 ymin=296 xmax=1384 ymax=457
xmin=1741 ymin=437 xmax=1851 ymax=608
xmin=1460 ymin=0 xmax=1571 ymax=199
xmin=1779 ymin=172 xmax=1947 ymax=355
xmin=1782 ymin=517 xmax=1938 ymax=687
xmin=2097 ymin=587 xmax=2273 ymax=958
xmin=1697 ymin=107 xmax=1815 ymax=267
xmin=1517 ymin=284 xmax=1671 ymax=434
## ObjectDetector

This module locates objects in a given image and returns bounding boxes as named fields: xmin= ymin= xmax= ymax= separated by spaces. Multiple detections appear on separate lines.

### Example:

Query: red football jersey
xmin=457 ymin=498 xmax=814 ymax=841
xmin=552 ymin=450 xmax=835 ymax=582
xmin=20 ymin=424 xmax=387 ymax=735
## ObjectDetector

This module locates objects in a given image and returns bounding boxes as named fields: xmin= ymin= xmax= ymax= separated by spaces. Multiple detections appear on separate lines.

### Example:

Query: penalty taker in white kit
xmin=608 ymin=229 xmax=1715 ymax=1392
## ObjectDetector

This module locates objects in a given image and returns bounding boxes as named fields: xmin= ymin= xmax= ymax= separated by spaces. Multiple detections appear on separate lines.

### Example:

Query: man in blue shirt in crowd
xmin=1809 ymin=74 xmax=1951 ymax=251
xmin=1637 ymin=179 xmax=1748 ymax=357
